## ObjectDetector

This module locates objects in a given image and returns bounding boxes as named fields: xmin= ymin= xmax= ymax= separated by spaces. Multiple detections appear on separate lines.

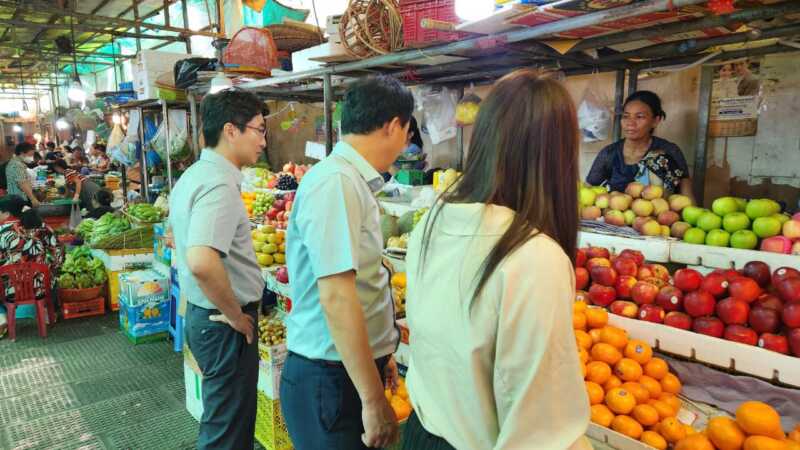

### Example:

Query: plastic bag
xmin=69 ymin=203 xmax=82 ymax=230
xmin=174 ymin=58 xmax=217 ymax=89
xmin=107 ymin=124 xmax=125 ymax=150
xmin=151 ymin=110 xmax=190 ymax=163
xmin=415 ymin=86 xmax=458 ymax=145
xmin=456 ymin=92 xmax=481 ymax=127
xmin=577 ymin=85 xmax=612 ymax=143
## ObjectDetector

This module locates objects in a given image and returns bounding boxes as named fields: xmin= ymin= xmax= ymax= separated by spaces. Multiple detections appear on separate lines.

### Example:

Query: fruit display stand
xmin=670 ymin=241 xmax=800 ymax=271
xmin=263 ymin=269 xmax=291 ymax=298
xmin=607 ymin=314 xmax=800 ymax=388
xmin=579 ymin=231 xmax=671 ymax=264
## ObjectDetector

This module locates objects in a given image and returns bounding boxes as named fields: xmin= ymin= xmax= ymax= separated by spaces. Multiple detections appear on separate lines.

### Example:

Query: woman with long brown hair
xmin=403 ymin=69 xmax=591 ymax=449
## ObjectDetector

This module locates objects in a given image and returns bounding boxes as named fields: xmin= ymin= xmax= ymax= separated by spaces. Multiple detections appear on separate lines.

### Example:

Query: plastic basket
xmin=254 ymin=391 xmax=293 ymax=450
xmin=58 ymin=285 xmax=105 ymax=303
xmin=399 ymin=0 xmax=461 ymax=47
xmin=62 ymin=296 xmax=106 ymax=319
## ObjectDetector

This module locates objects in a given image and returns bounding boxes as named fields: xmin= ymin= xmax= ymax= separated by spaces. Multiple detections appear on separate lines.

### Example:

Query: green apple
xmin=591 ymin=186 xmax=608 ymax=195
xmin=722 ymin=212 xmax=751 ymax=233
xmin=752 ymin=216 xmax=782 ymax=238
xmin=697 ymin=212 xmax=723 ymax=232
xmin=579 ymin=187 xmax=597 ymax=208
xmin=730 ymin=230 xmax=758 ymax=249
xmin=623 ymin=209 xmax=636 ymax=226
xmin=733 ymin=197 xmax=748 ymax=212
xmin=772 ymin=213 xmax=791 ymax=224
xmin=712 ymin=197 xmax=739 ymax=217
xmin=682 ymin=206 xmax=707 ymax=226
xmin=705 ymin=229 xmax=731 ymax=247
xmin=745 ymin=198 xmax=780 ymax=219
xmin=683 ymin=227 xmax=707 ymax=245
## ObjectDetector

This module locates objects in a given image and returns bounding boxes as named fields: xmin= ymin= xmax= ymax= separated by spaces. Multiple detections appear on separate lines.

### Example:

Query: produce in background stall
xmin=258 ymin=314 xmax=286 ymax=346
xmin=58 ymin=246 xmax=108 ymax=289
xmin=252 ymin=226 xmax=285 ymax=267
xmin=89 ymin=213 xmax=131 ymax=245
xmin=76 ymin=218 xmax=95 ymax=239
xmin=127 ymin=203 xmax=164 ymax=223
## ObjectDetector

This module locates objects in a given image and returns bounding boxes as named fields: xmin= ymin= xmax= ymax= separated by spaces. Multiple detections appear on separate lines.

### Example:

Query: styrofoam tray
xmin=670 ymin=241 xmax=800 ymax=271
xmin=586 ymin=423 xmax=656 ymax=450
xmin=379 ymin=200 xmax=418 ymax=218
xmin=578 ymin=231 xmax=671 ymax=263
xmin=608 ymin=314 xmax=800 ymax=388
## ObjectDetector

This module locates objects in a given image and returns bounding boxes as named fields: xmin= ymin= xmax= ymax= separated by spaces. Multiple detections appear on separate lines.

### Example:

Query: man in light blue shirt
xmin=282 ymin=76 xmax=412 ymax=449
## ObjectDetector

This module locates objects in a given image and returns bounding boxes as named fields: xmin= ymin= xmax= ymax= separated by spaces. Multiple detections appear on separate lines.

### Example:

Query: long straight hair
xmin=419 ymin=69 xmax=579 ymax=298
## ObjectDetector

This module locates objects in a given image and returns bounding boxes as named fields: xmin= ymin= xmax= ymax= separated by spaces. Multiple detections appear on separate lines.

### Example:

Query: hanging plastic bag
xmin=416 ymin=86 xmax=458 ymax=145
xmin=69 ymin=203 xmax=82 ymax=230
xmin=456 ymin=91 xmax=481 ymax=127
xmin=107 ymin=123 xmax=125 ymax=149
xmin=151 ymin=110 xmax=190 ymax=162
xmin=578 ymin=84 xmax=612 ymax=143
xmin=174 ymin=58 xmax=218 ymax=89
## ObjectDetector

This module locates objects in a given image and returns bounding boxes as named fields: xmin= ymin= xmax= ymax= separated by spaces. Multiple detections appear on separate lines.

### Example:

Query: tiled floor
xmin=0 ymin=314 xmax=203 ymax=450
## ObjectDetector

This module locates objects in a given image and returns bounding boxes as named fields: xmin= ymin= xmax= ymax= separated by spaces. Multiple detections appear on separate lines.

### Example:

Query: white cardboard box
xmin=133 ymin=50 xmax=196 ymax=99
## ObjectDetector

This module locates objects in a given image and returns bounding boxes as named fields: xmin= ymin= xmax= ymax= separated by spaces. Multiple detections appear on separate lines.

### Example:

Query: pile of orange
xmin=575 ymin=300 xmax=690 ymax=449
xmin=674 ymin=402 xmax=800 ymax=450
xmin=384 ymin=378 xmax=412 ymax=422
xmin=241 ymin=192 xmax=256 ymax=216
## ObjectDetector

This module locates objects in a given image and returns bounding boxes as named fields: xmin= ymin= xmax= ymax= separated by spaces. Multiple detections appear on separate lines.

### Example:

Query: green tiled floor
xmin=0 ymin=314 xmax=264 ymax=450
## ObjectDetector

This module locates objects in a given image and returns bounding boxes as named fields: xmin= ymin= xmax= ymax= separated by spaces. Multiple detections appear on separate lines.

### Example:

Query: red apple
xmin=631 ymin=281 xmax=659 ymax=306
xmin=783 ymin=303 xmax=800 ymax=328
xmin=648 ymin=264 xmax=671 ymax=282
xmin=742 ymin=261 xmax=772 ymax=287
xmin=615 ymin=275 xmax=638 ymax=300
xmin=693 ymin=316 xmax=725 ymax=338
xmin=639 ymin=304 xmax=665 ymax=323
xmin=638 ymin=266 xmax=654 ymax=280
xmin=589 ymin=284 xmax=616 ymax=307
xmin=753 ymin=294 xmax=784 ymax=314
xmin=776 ymin=277 xmax=800 ymax=304
xmin=664 ymin=311 xmax=693 ymax=330
xmin=576 ymin=248 xmax=588 ymax=268
xmin=633 ymin=216 xmax=651 ymax=233
xmin=716 ymin=298 xmax=750 ymax=326
xmin=674 ymin=268 xmax=704 ymax=292
xmin=612 ymin=258 xmax=639 ymax=277
xmin=575 ymin=290 xmax=590 ymax=304
xmin=576 ymin=267 xmax=590 ymax=290
xmin=772 ymin=267 xmax=800 ymax=287
xmin=714 ymin=268 xmax=744 ymax=282
xmin=586 ymin=257 xmax=611 ymax=272
xmin=749 ymin=307 xmax=781 ymax=334
xmin=758 ymin=333 xmax=789 ymax=354
xmin=618 ymin=249 xmax=645 ymax=267
xmin=729 ymin=277 xmax=762 ymax=304
xmin=609 ymin=300 xmax=639 ymax=318
xmin=701 ymin=272 xmax=730 ymax=299
xmin=590 ymin=266 xmax=618 ymax=287
xmin=684 ymin=290 xmax=717 ymax=318
xmin=724 ymin=325 xmax=758 ymax=346
xmin=587 ymin=247 xmax=611 ymax=260
xmin=656 ymin=286 xmax=684 ymax=312
xmin=788 ymin=328 xmax=800 ymax=357
xmin=644 ymin=277 xmax=668 ymax=289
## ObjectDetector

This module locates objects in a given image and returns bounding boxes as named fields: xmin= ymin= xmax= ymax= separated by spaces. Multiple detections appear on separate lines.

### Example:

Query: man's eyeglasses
xmin=242 ymin=124 xmax=267 ymax=137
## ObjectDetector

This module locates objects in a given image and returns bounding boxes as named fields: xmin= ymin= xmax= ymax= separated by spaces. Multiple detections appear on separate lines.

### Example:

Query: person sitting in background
xmin=0 ymin=195 xmax=63 ymax=339
xmin=44 ymin=142 xmax=62 ymax=162
xmin=87 ymin=189 xmax=115 ymax=219
xmin=70 ymin=146 xmax=88 ymax=169
xmin=6 ymin=143 xmax=40 ymax=207
xmin=90 ymin=144 xmax=110 ymax=172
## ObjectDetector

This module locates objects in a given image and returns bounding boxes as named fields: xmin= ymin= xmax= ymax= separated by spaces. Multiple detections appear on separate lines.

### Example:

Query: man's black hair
xmin=46 ymin=142 xmax=56 ymax=150
xmin=200 ymin=89 xmax=268 ymax=148
xmin=14 ymin=142 xmax=34 ymax=155
xmin=341 ymin=75 xmax=414 ymax=135
xmin=409 ymin=116 xmax=423 ymax=149
xmin=0 ymin=195 xmax=26 ymax=217
xmin=95 ymin=189 xmax=113 ymax=207
xmin=53 ymin=159 xmax=69 ymax=171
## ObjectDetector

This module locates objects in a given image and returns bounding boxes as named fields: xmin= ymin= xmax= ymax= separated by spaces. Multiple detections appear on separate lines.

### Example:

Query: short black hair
xmin=95 ymin=189 xmax=113 ymax=206
xmin=341 ymin=75 xmax=414 ymax=135
xmin=625 ymin=90 xmax=666 ymax=120
xmin=15 ymin=142 xmax=34 ymax=155
xmin=409 ymin=116 xmax=423 ymax=149
xmin=20 ymin=209 xmax=42 ymax=229
xmin=53 ymin=159 xmax=69 ymax=171
xmin=0 ymin=195 xmax=26 ymax=216
xmin=46 ymin=142 xmax=56 ymax=150
xmin=200 ymin=89 xmax=268 ymax=148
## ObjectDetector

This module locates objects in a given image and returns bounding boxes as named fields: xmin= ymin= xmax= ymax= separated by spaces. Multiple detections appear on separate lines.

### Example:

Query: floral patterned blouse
xmin=0 ymin=220 xmax=63 ymax=299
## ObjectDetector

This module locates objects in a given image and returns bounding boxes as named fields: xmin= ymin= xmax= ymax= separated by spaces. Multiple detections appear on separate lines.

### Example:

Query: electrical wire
xmin=310 ymin=0 xmax=324 ymax=43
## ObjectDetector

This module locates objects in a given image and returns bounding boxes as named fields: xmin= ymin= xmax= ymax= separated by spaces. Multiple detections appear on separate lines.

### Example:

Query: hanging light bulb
xmin=455 ymin=0 xmax=496 ymax=22
xmin=12 ymin=124 xmax=23 ymax=133
xmin=209 ymin=71 xmax=233 ymax=94
xmin=56 ymin=118 xmax=70 ymax=130
xmin=68 ymin=75 xmax=87 ymax=103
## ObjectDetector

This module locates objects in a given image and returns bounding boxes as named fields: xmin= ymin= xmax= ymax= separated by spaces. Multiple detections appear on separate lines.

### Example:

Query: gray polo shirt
xmin=285 ymin=140 xmax=399 ymax=361
xmin=169 ymin=149 xmax=264 ymax=309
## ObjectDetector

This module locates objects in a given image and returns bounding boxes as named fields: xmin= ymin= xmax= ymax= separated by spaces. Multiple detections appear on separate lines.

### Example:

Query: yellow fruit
xmin=708 ymin=416 xmax=746 ymax=450
xmin=648 ymin=399 xmax=676 ymax=420
xmin=262 ymin=243 xmax=278 ymax=254
xmin=591 ymin=404 xmax=615 ymax=428
xmin=600 ymin=325 xmax=629 ymax=349
xmin=396 ymin=383 xmax=409 ymax=401
xmin=606 ymin=387 xmax=636 ymax=415
xmin=589 ymin=328 xmax=603 ymax=344
xmin=257 ymin=253 xmax=274 ymax=267
xmin=621 ymin=382 xmax=650 ymax=404
xmin=660 ymin=373 xmax=682 ymax=395
xmin=391 ymin=272 xmax=407 ymax=288
xmin=586 ymin=361 xmax=612 ymax=385
xmin=644 ymin=358 xmax=669 ymax=380
xmin=578 ymin=348 xmax=590 ymax=365
xmin=615 ymin=358 xmax=643 ymax=382
xmin=390 ymin=396 xmax=412 ymax=421
xmin=604 ymin=375 xmax=623 ymax=392
xmin=585 ymin=381 xmax=605 ymax=406
xmin=743 ymin=436 xmax=788 ymax=450
xmin=574 ymin=312 xmax=587 ymax=330
xmin=611 ymin=415 xmax=644 ymax=439
xmin=736 ymin=401 xmax=785 ymax=440
xmin=267 ymin=234 xmax=279 ymax=244
xmin=660 ymin=417 xmax=687 ymax=443
xmin=576 ymin=330 xmax=593 ymax=351
xmin=658 ymin=392 xmax=681 ymax=412
xmin=574 ymin=300 xmax=588 ymax=314
xmin=789 ymin=426 xmax=800 ymax=443
xmin=262 ymin=225 xmax=276 ymax=234
xmin=625 ymin=340 xmax=653 ymax=365
xmin=641 ymin=431 xmax=668 ymax=450
xmin=632 ymin=404 xmax=660 ymax=427
xmin=585 ymin=307 xmax=609 ymax=329
xmin=591 ymin=343 xmax=623 ymax=365
xmin=274 ymin=253 xmax=286 ymax=264
xmin=253 ymin=232 xmax=268 ymax=243
xmin=279 ymin=243 xmax=286 ymax=253
xmin=639 ymin=376 xmax=663 ymax=399
xmin=676 ymin=434 xmax=716 ymax=450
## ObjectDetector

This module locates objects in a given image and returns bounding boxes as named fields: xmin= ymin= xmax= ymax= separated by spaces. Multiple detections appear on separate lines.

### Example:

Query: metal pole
xmin=188 ymin=92 xmax=200 ymax=159
xmin=138 ymin=107 xmax=150 ymax=201
xmin=133 ymin=1 xmax=142 ymax=53
xmin=162 ymin=101 xmax=174 ymax=191
xmin=323 ymin=73 xmax=333 ymax=155
xmin=693 ymin=65 xmax=714 ymax=207
xmin=163 ymin=0 xmax=171 ymax=28
xmin=217 ymin=0 xmax=225 ymax=36
xmin=627 ymin=69 xmax=639 ymax=97
xmin=182 ymin=0 xmax=192 ymax=54
xmin=613 ymin=70 xmax=626 ymax=140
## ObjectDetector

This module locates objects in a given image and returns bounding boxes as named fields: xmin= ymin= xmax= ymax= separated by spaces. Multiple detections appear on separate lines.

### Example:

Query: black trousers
xmin=403 ymin=412 xmax=456 ymax=450
xmin=280 ymin=351 xmax=390 ymax=450
xmin=185 ymin=302 xmax=259 ymax=450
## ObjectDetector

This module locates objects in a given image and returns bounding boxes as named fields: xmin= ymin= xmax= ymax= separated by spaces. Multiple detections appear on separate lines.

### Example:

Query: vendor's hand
xmin=362 ymin=396 xmax=399 ymax=448
xmin=72 ymin=194 xmax=80 ymax=203
xmin=209 ymin=311 xmax=255 ymax=344
xmin=384 ymin=356 xmax=400 ymax=394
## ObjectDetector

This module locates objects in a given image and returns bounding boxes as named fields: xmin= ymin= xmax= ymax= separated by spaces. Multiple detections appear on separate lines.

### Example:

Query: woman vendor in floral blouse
xmin=586 ymin=91 xmax=696 ymax=203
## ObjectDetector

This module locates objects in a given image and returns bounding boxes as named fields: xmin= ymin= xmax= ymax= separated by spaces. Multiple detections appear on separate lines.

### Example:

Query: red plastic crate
xmin=400 ymin=0 xmax=462 ymax=47
xmin=62 ymin=297 xmax=106 ymax=319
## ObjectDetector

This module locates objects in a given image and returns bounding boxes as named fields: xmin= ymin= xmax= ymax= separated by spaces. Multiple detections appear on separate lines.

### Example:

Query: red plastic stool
xmin=0 ymin=262 xmax=53 ymax=342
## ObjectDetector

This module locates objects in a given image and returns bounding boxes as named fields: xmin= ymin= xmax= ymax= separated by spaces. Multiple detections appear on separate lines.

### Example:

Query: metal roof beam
xmin=633 ymin=43 xmax=798 ymax=71
xmin=0 ymin=18 xmax=184 ymax=41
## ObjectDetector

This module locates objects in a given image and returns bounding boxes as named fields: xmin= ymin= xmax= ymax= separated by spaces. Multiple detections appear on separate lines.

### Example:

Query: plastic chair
xmin=0 ymin=262 xmax=53 ymax=342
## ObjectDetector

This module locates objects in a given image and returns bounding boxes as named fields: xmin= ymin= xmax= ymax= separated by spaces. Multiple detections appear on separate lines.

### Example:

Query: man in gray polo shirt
xmin=169 ymin=89 xmax=267 ymax=450
xmin=281 ymin=76 xmax=412 ymax=449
